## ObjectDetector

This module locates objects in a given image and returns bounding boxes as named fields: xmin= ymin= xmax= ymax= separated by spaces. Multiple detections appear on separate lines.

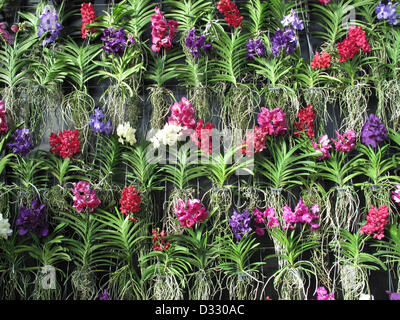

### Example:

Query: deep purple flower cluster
xmin=8 ymin=128 xmax=34 ymax=156
xmin=98 ymin=289 xmax=109 ymax=300
xmin=270 ymin=28 xmax=297 ymax=58
xmin=361 ymin=114 xmax=388 ymax=148
xmin=16 ymin=199 xmax=48 ymax=238
xmin=281 ymin=9 xmax=304 ymax=30
xmin=101 ymin=27 xmax=134 ymax=55
xmin=37 ymin=7 xmax=63 ymax=46
xmin=246 ymin=38 xmax=265 ymax=59
xmin=376 ymin=1 xmax=400 ymax=25
xmin=229 ymin=209 xmax=252 ymax=240
xmin=185 ymin=28 xmax=211 ymax=58
xmin=89 ymin=108 xmax=112 ymax=134
xmin=386 ymin=290 xmax=400 ymax=300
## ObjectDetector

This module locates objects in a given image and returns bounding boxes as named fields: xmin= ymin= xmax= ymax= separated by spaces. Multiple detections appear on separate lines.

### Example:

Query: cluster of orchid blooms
xmin=150 ymin=6 xmax=178 ymax=53
xmin=28 ymin=0 xmax=381 ymax=78
xmin=0 ymin=95 xmax=397 ymax=241
xmin=230 ymin=199 xmax=320 ymax=240
xmin=3 ymin=0 xmax=396 ymax=78
xmin=0 ymin=0 xmax=399 ymax=228
xmin=80 ymin=2 xmax=97 ymax=39
xmin=150 ymin=96 xmax=214 ymax=155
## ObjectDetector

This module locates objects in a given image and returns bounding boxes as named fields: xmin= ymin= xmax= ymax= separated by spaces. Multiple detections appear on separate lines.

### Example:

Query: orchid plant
xmin=174 ymin=14 xmax=213 ymax=121
xmin=356 ymin=143 xmax=399 ymax=211
xmin=314 ymin=131 xmax=362 ymax=233
xmin=209 ymin=22 xmax=256 ymax=130
xmin=375 ymin=27 xmax=400 ymax=129
xmin=162 ymin=147 xmax=207 ymax=235
xmin=56 ymin=205 xmax=108 ymax=300
xmin=89 ymin=134 xmax=123 ymax=207
xmin=373 ymin=223 xmax=400 ymax=293
xmin=216 ymin=231 xmax=264 ymax=300
xmin=330 ymin=228 xmax=386 ymax=300
xmin=17 ymin=2 xmax=71 ymax=145
xmin=311 ymin=0 xmax=378 ymax=134
xmin=122 ymin=141 xmax=164 ymax=224
xmin=295 ymin=57 xmax=338 ymax=127
xmin=0 ymin=232 xmax=34 ymax=299
xmin=357 ymin=1 xmax=400 ymax=129
xmin=204 ymin=145 xmax=253 ymax=233
xmin=264 ymin=227 xmax=318 ymax=300
xmin=60 ymin=40 xmax=102 ymax=153
xmin=171 ymin=223 xmax=219 ymax=299
xmin=9 ymin=151 xmax=49 ymax=206
xmin=145 ymin=5 xmax=181 ymax=130
xmin=139 ymin=235 xmax=191 ymax=300
xmin=256 ymin=139 xmax=317 ymax=216
xmin=0 ymin=33 xmax=36 ymax=129
xmin=93 ymin=1 xmax=150 ymax=128
xmin=96 ymin=208 xmax=148 ymax=299
xmin=43 ymin=150 xmax=87 ymax=213
xmin=19 ymin=225 xmax=71 ymax=300
xmin=146 ymin=48 xmax=183 ymax=129
xmin=248 ymin=1 xmax=300 ymax=122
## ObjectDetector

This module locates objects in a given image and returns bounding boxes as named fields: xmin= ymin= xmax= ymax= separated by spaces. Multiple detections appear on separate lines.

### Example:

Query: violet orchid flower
xmin=37 ymin=7 xmax=63 ymax=46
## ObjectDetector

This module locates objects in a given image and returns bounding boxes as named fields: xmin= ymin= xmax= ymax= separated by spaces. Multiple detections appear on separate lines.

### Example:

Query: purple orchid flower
xmin=246 ymin=38 xmax=265 ymax=59
xmin=37 ymin=7 xmax=63 ymax=46
xmin=185 ymin=27 xmax=211 ymax=58
xmin=270 ymin=28 xmax=297 ymax=58
xmin=376 ymin=1 xmax=400 ymax=25
xmin=229 ymin=209 xmax=252 ymax=240
xmin=281 ymin=9 xmax=305 ymax=30
xmin=360 ymin=114 xmax=388 ymax=148
xmin=16 ymin=199 xmax=48 ymax=238
xmin=8 ymin=128 xmax=34 ymax=156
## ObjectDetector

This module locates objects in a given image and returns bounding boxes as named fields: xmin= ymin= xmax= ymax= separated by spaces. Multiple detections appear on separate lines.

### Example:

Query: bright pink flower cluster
xmin=294 ymin=103 xmax=316 ymax=139
xmin=283 ymin=199 xmax=320 ymax=230
xmin=119 ymin=186 xmax=141 ymax=221
xmin=240 ymin=107 xmax=287 ymax=156
xmin=174 ymin=198 xmax=209 ymax=228
xmin=80 ymin=2 xmax=97 ymax=39
xmin=311 ymin=51 xmax=331 ymax=69
xmin=392 ymin=185 xmax=400 ymax=205
xmin=312 ymin=134 xmax=332 ymax=161
xmin=150 ymin=7 xmax=178 ymax=52
xmin=253 ymin=207 xmax=280 ymax=236
xmin=190 ymin=120 xmax=214 ymax=154
xmin=316 ymin=287 xmax=335 ymax=300
xmin=360 ymin=205 xmax=389 ymax=240
xmin=49 ymin=129 xmax=80 ymax=159
xmin=257 ymin=107 xmax=288 ymax=136
xmin=337 ymin=26 xmax=371 ymax=63
xmin=265 ymin=208 xmax=280 ymax=229
xmin=168 ymin=97 xmax=196 ymax=130
xmin=0 ymin=100 xmax=8 ymax=134
xmin=332 ymin=129 xmax=356 ymax=152
xmin=318 ymin=0 xmax=331 ymax=4
xmin=71 ymin=181 xmax=101 ymax=213
xmin=152 ymin=228 xmax=170 ymax=251
xmin=241 ymin=126 xmax=268 ymax=156
xmin=217 ymin=0 xmax=243 ymax=28
xmin=253 ymin=208 xmax=267 ymax=224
